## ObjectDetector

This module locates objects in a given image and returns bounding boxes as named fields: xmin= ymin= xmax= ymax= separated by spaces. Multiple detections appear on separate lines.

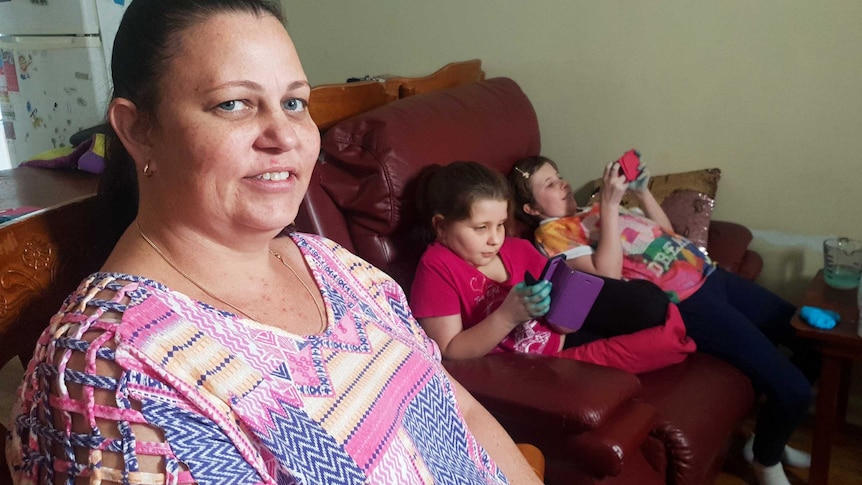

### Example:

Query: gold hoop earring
xmin=143 ymin=161 xmax=154 ymax=177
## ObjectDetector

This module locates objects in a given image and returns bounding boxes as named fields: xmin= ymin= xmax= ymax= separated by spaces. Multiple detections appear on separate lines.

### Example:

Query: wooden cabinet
xmin=0 ymin=168 xmax=101 ymax=367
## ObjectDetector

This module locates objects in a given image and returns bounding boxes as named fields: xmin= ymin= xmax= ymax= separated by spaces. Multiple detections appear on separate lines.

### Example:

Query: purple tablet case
xmin=544 ymin=264 xmax=604 ymax=330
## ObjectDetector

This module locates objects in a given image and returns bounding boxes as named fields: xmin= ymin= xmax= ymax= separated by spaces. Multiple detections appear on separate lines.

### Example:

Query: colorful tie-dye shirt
xmin=8 ymin=233 xmax=508 ymax=485
xmin=534 ymin=204 xmax=715 ymax=303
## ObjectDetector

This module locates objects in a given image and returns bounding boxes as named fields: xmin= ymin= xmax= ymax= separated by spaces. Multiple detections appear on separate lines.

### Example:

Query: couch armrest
xmin=706 ymin=220 xmax=762 ymax=280
xmin=736 ymin=250 xmax=763 ymax=282
xmin=566 ymin=399 xmax=657 ymax=477
xmin=444 ymin=353 xmax=641 ymax=431
xmin=445 ymin=353 xmax=652 ymax=478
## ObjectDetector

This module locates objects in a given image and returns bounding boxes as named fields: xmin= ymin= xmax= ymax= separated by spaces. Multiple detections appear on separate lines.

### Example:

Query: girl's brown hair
xmin=415 ymin=161 xmax=513 ymax=245
xmin=508 ymin=155 xmax=559 ymax=227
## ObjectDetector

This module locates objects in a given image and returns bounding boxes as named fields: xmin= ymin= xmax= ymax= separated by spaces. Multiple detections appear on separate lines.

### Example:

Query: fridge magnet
xmin=30 ymin=109 xmax=44 ymax=129
xmin=17 ymin=55 xmax=31 ymax=80
xmin=3 ymin=121 xmax=15 ymax=140
xmin=1 ymin=101 xmax=13 ymax=121
xmin=1 ymin=50 xmax=19 ymax=92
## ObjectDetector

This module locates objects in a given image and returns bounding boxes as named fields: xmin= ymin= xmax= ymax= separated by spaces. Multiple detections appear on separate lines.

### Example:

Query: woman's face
xmin=436 ymin=198 xmax=508 ymax=269
xmin=526 ymin=162 xmax=577 ymax=219
xmin=143 ymin=12 xmax=320 ymax=237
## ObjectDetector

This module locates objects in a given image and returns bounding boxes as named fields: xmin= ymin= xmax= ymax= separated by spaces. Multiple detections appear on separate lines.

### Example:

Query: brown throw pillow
xmin=659 ymin=189 xmax=715 ymax=250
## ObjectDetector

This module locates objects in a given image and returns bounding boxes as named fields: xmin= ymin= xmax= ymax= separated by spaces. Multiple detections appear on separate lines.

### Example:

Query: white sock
xmin=743 ymin=434 xmax=755 ymax=463
xmin=743 ymin=434 xmax=811 ymax=468
xmin=752 ymin=461 xmax=791 ymax=485
xmin=781 ymin=445 xmax=811 ymax=468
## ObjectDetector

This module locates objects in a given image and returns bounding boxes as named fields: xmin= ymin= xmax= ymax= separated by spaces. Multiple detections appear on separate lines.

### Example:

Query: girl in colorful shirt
xmin=509 ymin=153 xmax=818 ymax=485
xmin=409 ymin=161 xmax=696 ymax=374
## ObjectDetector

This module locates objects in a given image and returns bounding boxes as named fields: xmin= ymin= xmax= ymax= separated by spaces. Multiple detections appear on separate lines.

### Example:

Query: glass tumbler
xmin=823 ymin=237 xmax=862 ymax=290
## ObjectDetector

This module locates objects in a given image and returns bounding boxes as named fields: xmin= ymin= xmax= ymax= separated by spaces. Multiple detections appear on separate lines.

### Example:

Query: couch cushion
xmin=319 ymin=77 xmax=541 ymax=288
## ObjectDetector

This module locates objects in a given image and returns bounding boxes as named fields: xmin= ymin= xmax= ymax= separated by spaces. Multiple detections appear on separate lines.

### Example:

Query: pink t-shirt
xmin=410 ymin=237 xmax=564 ymax=355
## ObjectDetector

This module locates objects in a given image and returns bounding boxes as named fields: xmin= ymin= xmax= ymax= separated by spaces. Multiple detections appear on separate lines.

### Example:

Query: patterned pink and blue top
xmin=8 ymin=233 xmax=508 ymax=485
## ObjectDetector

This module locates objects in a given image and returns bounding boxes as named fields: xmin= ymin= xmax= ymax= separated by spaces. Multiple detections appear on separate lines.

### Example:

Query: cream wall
xmin=282 ymin=0 xmax=862 ymax=302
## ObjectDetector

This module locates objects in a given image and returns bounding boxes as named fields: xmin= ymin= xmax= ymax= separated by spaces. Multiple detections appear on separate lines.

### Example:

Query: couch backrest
xmin=294 ymin=77 xmax=541 ymax=290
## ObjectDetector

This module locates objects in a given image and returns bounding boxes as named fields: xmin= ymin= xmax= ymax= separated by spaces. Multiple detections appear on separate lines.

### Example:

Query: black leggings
xmin=563 ymin=277 xmax=669 ymax=348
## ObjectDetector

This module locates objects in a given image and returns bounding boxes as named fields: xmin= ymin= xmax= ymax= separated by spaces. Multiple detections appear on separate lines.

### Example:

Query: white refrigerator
xmin=0 ymin=0 xmax=129 ymax=170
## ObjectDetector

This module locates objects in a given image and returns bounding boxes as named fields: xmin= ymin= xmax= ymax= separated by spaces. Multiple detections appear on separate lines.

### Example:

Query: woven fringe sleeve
xmin=9 ymin=274 xmax=195 ymax=485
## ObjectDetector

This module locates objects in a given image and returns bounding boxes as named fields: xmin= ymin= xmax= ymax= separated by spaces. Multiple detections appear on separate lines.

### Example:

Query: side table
xmin=790 ymin=270 xmax=861 ymax=485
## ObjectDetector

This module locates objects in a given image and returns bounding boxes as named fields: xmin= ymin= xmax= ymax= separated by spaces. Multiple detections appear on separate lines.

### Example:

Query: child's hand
xmin=628 ymin=164 xmax=650 ymax=193
xmin=521 ymin=280 xmax=552 ymax=317
xmin=500 ymin=281 xmax=553 ymax=324
xmin=601 ymin=161 xmax=628 ymax=207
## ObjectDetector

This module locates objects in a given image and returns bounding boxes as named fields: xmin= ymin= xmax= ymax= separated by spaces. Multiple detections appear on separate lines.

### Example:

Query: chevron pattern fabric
xmin=9 ymin=233 xmax=508 ymax=485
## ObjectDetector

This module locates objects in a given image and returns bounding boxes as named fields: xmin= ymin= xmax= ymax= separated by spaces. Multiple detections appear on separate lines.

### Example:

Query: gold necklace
xmin=135 ymin=221 xmax=326 ymax=333
xmin=269 ymin=248 xmax=327 ymax=333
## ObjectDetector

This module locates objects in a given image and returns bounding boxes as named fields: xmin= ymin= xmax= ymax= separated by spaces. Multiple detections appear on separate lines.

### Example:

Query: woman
xmin=6 ymin=1 xmax=540 ymax=483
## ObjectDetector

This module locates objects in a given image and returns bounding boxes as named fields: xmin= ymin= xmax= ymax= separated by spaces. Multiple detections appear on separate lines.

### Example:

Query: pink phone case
xmin=618 ymin=150 xmax=641 ymax=182
xmin=544 ymin=264 xmax=604 ymax=331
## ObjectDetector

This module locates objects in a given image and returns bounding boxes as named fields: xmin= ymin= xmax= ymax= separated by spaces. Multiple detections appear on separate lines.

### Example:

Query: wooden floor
xmin=716 ymin=413 xmax=862 ymax=485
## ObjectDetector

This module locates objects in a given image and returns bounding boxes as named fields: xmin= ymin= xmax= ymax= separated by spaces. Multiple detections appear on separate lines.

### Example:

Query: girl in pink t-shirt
xmin=409 ymin=161 xmax=695 ymax=373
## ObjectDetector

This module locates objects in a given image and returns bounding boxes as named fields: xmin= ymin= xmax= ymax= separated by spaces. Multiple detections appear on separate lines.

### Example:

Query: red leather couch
xmin=295 ymin=77 xmax=756 ymax=484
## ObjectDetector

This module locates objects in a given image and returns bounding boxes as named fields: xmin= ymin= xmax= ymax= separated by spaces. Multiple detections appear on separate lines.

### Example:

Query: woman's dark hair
xmin=508 ymin=155 xmax=558 ymax=228
xmin=99 ymin=0 xmax=285 ymax=242
xmin=414 ymin=161 xmax=513 ymax=245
